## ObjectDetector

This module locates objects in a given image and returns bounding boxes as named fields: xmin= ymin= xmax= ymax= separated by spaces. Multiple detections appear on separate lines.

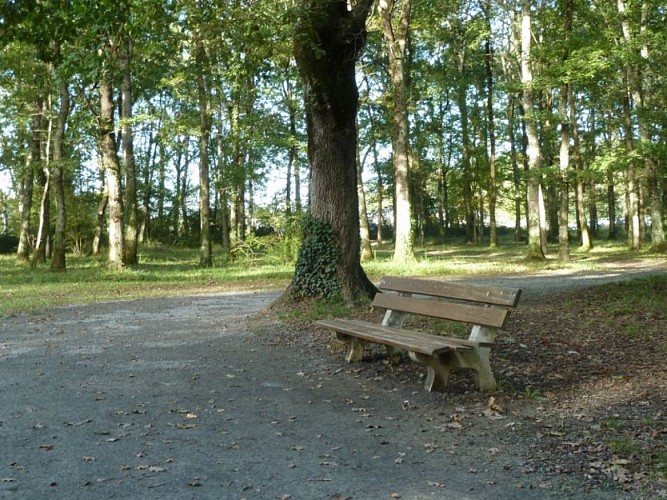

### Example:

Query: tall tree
xmin=291 ymin=0 xmax=376 ymax=301
xmin=195 ymin=22 xmax=213 ymax=267
xmin=378 ymin=0 xmax=415 ymax=263
xmin=519 ymin=0 xmax=545 ymax=260
xmin=618 ymin=0 xmax=665 ymax=251
xmin=484 ymin=0 xmax=498 ymax=248
xmin=100 ymin=75 xmax=125 ymax=269
xmin=50 ymin=79 xmax=71 ymax=271
xmin=121 ymin=33 xmax=139 ymax=266
xmin=557 ymin=0 xmax=572 ymax=262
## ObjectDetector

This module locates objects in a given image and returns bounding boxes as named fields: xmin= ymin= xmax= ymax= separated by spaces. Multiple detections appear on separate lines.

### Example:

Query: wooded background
xmin=0 ymin=0 xmax=665 ymax=271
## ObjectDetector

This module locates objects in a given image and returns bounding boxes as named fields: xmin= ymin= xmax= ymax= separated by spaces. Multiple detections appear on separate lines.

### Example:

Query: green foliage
xmin=291 ymin=215 xmax=340 ymax=299
xmin=522 ymin=386 xmax=546 ymax=401
xmin=279 ymin=296 xmax=355 ymax=323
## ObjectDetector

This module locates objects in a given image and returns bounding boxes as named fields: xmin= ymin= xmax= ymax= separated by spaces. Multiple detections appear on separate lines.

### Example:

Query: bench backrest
xmin=373 ymin=276 xmax=522 ymax=329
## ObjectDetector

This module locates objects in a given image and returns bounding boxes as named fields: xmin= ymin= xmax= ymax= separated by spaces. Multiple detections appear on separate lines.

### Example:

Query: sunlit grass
xmin=0 ymin=248 xmax=293 ymax=316
xmin=0 ymin=239 xmax=664 ymax=316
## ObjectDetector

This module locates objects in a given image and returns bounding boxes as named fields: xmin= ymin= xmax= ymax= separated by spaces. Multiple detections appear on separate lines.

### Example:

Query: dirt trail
xmin=0 ymin=261 xmax=664 ymax=499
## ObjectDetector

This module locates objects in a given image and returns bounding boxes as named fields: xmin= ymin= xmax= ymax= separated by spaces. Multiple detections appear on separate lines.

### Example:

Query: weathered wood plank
xmin=379 ymin=276 xmax=522 ymax=307
xmin=316 ymin=319 xmax=473 ymax=356
xmin=372 ymin=293 xmax=510 ymax=329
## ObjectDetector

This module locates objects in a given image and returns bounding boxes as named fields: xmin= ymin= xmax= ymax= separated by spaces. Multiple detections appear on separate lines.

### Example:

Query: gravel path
xmin=0 ymin=261 xmax=664 ymax=499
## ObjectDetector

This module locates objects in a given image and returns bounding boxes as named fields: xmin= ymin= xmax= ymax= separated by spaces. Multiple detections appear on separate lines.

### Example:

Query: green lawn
xmin=0 ymin=240 xmax=664 ymax=316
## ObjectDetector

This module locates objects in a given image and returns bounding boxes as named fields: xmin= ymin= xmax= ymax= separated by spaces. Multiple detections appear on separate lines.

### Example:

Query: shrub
xmin=0 ymin=235 xmax=19 ymax=254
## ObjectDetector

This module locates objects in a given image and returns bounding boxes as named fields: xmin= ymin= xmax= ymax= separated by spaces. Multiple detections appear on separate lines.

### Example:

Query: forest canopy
xmin=0 ymin=0 xmax=665 ymax=271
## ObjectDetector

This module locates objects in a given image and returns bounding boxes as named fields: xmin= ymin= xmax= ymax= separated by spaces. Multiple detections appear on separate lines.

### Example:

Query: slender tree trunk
xmin=100 ymin=78 xmax=125 ymax=269
xmin=216 ymin=112 xmax=231 ymax=254
xmin=362 ymin=82 xmax=385 ymax=246
xmin=618 ymin=0 xmax=664 ymax=250
xmin=50 ymin=80 xmax=71 ymax=271
xmin=558 ymin=83 xmax=570 ymax=262
xmin=607 ymin=169 xmax=617 ymax=240
xmin=379 ymin=0 xmax=415 ymax=263
xmin=568 ymin=88 xmax=591 ymax=251
xmin=618 ymin=0 xmax=643 ymax=250
xmin=92 ymin=187 xmax=108 ymax=256
xmin=506 ymin=96 xmax=522 ymax=242
xmin=357 ymin=143 xmax=374 ymax=262
xmin=291 ymin=0 xmax=376 ymax=301
xmin=17 ymin=98 xmax=41 ymax=263
xmin=121 ymin=35 xmax=138 ymax=265
xmin=179 ymin=138 xmax=190 ymax=238
xmin=520 ymin=1 xmax=545 ymax=260
xmin=229 ymin=102 xmax=244 ymax=242
xmin=196 ymin=36 xmax=212 ymax=267
xmin=557 ymin=0 xmax=573 ymax=262
xmin=484 ymin=0 xmax=497 ymax=248
xmin=33 ymin=96 xmax=52 ymax=264
xmin=621 ymin=78 xmax=641 ymax=249
xmin=139 ymin=119 xmax=158 ymax=244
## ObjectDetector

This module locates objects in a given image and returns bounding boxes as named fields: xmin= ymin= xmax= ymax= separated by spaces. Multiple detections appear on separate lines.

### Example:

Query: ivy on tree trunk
xmin=291 ymin=0 xmax=376 ymax=302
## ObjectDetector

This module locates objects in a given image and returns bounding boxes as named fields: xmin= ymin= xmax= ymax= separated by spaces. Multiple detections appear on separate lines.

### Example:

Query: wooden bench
xmin=316 ymin=276 xmax=522 ymax=393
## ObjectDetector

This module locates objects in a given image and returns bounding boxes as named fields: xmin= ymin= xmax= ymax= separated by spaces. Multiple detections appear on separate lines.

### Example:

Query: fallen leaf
xmin=175 ymin=423 xmax=196 ymax=429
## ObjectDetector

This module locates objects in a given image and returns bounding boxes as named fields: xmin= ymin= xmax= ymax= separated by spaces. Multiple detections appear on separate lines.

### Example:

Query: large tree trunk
xmin=121 ymin=35 xmax=138 ymax=265
xmin=50 ymin=80 xmax=71 ymax=272
xmin=379 ymin=0 xmax=415 ymax=262
xmin=100 ymin=79 xmax=125 ymax=269
xmin=291 ymin=0 xmax=376 ymax=302
xmin=520 ymin=1 xmax=545 ymax=260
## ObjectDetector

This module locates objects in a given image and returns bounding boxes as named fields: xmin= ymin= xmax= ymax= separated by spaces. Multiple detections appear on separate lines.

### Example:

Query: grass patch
xmin=0 ymin=247 xmax=293 ymax=316
xmin=0 ymin=240 xmax=664 ymax=317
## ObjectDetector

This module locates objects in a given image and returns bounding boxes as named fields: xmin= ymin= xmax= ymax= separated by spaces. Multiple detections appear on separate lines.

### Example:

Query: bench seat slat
xmin=373 ymin=292 xmax=509 ymax=329
xmin=316 ymin=319 xmax=474 ymax=356
xmin=379 ymin=276 xmax=522 ymax=307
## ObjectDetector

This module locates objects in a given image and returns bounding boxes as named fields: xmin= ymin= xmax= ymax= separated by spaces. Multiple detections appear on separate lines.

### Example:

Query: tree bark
xmin=618 ymin=0 xmax=664 ymax=251
xmin=121 ymin=35 xmax=138 ymax=265
xmin=357 ymin=142 xmax=374 ymax=262
xmin=33 ymin=96 xmax=51 ymax=264
xmin=484 ymin=0 xmax=497 ymax=248
xmin=196 ymin=35 xmax=212 ymax=267
xmin=50 ymin=80 xmax=70 ymax=271
xmin=216 ymin=112 xmax=231 ymax=254
xmin=100 ymin=78 xmax=125 ymax=269
xmin=17 ymin=98 xmax=41 ymax=263
xmin=379 ymin=0 xmax=415 ymax=263
xmin=558 ymin=82 xmax=570 ymax=262
xmin=291 ymin=0 xmax=376 ymax=301
xmin=520 ymin=1 xmax=545 ymax=260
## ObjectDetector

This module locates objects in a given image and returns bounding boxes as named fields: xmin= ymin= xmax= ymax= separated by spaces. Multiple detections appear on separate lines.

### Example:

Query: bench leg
xmin=466 ymin=326 xmax=497 ymax=391
xmin=409 ymin=352 xmax=451 ymax=393
xmin=453 ymin=349 xmax=496 ymax=391
xmin=336 ymin=333 xmax=367 ymax=363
